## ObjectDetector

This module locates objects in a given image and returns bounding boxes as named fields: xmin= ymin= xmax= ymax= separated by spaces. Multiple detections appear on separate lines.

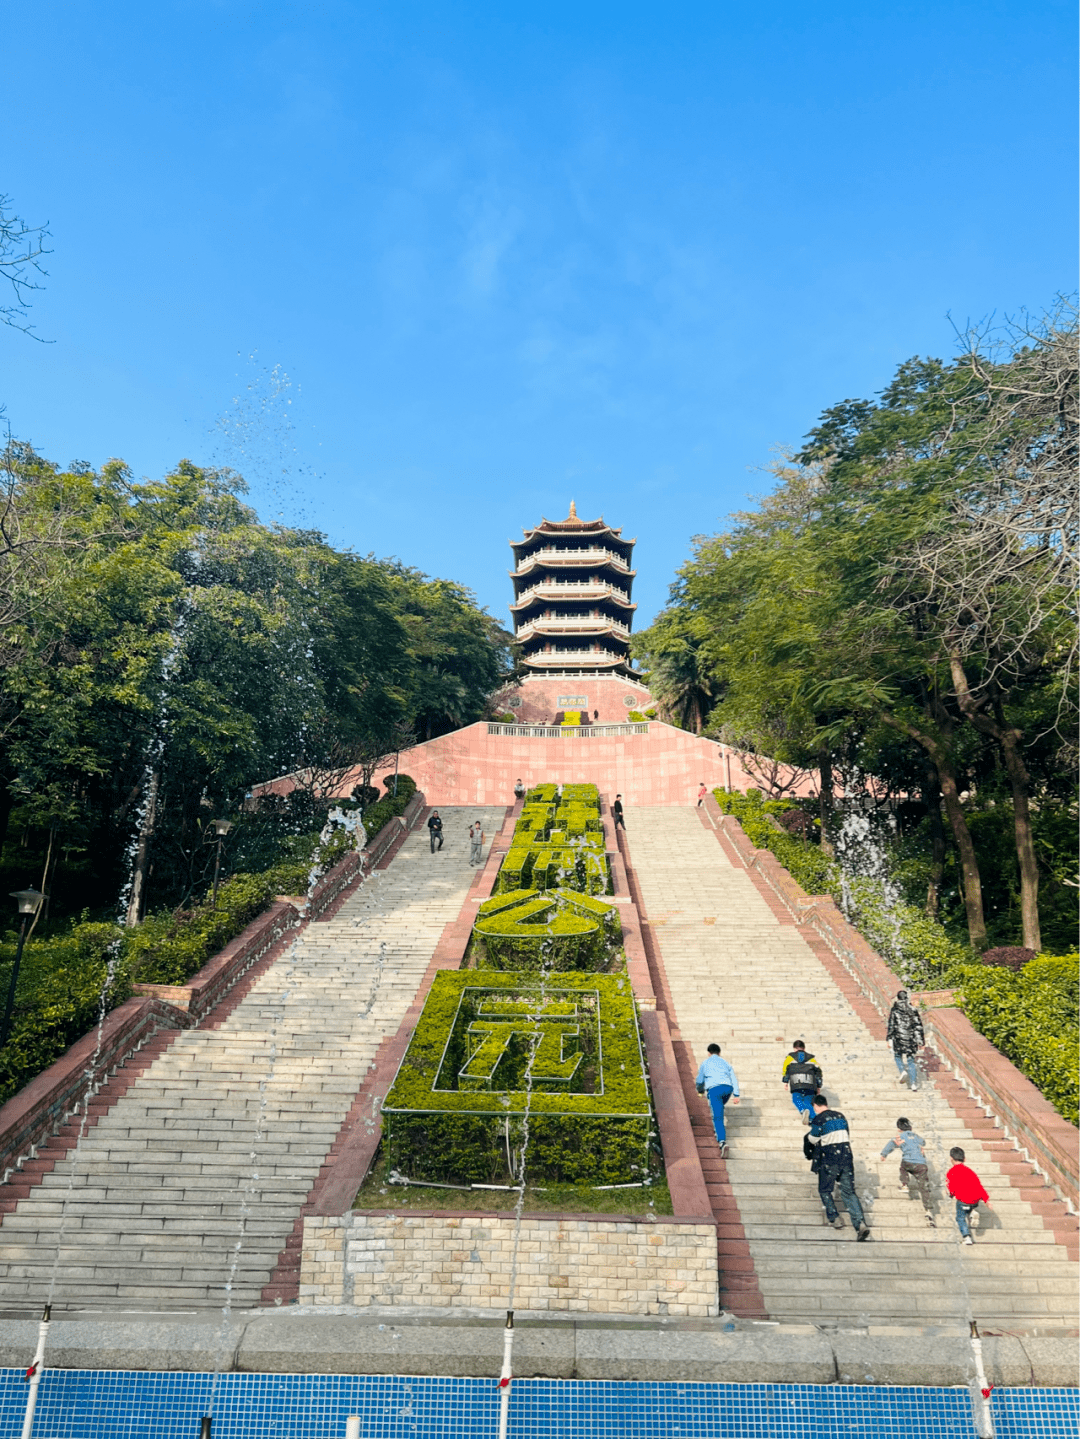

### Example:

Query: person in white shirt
xmin=695 ymin=1043 xmax=740 ymax=1155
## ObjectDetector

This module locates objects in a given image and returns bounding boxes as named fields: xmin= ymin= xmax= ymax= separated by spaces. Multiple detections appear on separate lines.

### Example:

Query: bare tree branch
xmin=0 ymin=195 xmax=52 ymax=339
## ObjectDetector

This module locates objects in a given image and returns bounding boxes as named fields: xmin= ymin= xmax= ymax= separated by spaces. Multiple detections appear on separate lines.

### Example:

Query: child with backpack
xmin=782 ymin=1040 xmax=823 ymax=1124
xmin=946 ymin=1147 xmax=992 ymax=1246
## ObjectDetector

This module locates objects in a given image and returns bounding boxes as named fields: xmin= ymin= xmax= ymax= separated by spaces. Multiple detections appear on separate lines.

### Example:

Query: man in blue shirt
xmin=695 ymin=1043 xmax=740 ymax=1156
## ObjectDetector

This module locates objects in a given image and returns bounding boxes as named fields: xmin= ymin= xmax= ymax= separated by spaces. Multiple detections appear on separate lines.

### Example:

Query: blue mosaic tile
xmin=0 ymin=1369 xmax=1073 ymax=1438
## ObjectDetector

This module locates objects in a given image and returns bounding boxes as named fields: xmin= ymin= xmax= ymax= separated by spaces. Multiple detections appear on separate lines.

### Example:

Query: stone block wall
xmin=300 ymin=1213 xmax=718 ymax=1316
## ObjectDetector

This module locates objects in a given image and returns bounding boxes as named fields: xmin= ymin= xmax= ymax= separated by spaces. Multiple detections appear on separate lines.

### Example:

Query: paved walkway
xmin=625 ymin=805 xmax=1078 ymax=1331
xmin=0 ymin=806 xmax=505 ymax=1313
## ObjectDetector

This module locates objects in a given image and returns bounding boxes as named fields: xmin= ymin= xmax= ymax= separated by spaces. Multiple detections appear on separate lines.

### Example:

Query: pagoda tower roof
xmin=510 ymin=501 xmax=635 ymax=556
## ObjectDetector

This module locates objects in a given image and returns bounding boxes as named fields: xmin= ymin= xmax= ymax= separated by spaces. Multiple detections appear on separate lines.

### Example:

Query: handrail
xmin=486 ymin=722 xmax=650 ymax=737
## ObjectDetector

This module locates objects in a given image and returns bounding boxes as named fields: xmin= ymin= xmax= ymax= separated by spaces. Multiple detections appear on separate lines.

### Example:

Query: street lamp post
xmin=210 ymin=820 xmax=233 ymax=908
xmin=1 ymin=889 xmax=44 ymax=1049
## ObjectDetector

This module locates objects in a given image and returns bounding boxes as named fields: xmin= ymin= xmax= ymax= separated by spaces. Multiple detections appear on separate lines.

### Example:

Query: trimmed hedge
xmin=382 ymin=969 xmax=655 ymax=1184
xmin=474 ymin=888 xmax=621 ymax=971
xmin=955 ymin=954 xmax=1079 ymax=1126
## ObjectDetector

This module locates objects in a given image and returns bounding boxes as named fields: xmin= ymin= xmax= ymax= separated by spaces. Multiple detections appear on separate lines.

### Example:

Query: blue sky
xmin=3 ymin=2 xmax=1075 ymax=628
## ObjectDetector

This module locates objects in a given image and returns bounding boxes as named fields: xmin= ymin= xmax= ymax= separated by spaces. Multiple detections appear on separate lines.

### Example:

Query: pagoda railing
xmin=516 ymin=617 xmax=631 ymax=640
xmin=524 ymin=649 xmax=628 ymax=666
xmin=511 ymin=580 xmax=632 ymax=606
xmin=486 ymin=722 xmax=650 ymax=738
xmin=513 ymin=548 xmax=632 ymax=574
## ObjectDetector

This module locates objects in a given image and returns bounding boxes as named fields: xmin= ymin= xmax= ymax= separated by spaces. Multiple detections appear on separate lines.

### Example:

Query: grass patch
xmin=352 ymin=1152 xmax=673 ymax=1217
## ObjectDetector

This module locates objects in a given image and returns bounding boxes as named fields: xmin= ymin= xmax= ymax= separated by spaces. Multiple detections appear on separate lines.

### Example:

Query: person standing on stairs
xmin=782 ymin=1041 xmax=823 ymax=1124
xmin=612 ymin=795 xmax=626 ymax=830
xmin=805 ymin=1094 xmax=871 ymax=1240
xmin=697 ymin=782 xmax=708 ymax=807
xmin=468 ymin=821 xmax=485 ymax=866
xmin=695 ymin=1043 xmax=740 ymax=1156
xmin=427 ymin=810 xmax=444 ymax=853
xmin=886 ymin=990 xmax=925 ymax=1090
xmin=879 ymin=1117 xmax=936 ymax=1226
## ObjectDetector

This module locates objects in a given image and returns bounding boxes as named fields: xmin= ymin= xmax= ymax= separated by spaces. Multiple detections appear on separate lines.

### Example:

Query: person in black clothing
xmin=886 ymin=990 xmax=925 ymax=1090
xmin=612 ymin=795 xmax=625 ymax=829
xmin=804 ymin=1094 xmax=870 ymax=1239
xmin=782 ymin=1041 xmax=823 ymax=1124
xmin=427 ymin=810 xmax=444 ymax=852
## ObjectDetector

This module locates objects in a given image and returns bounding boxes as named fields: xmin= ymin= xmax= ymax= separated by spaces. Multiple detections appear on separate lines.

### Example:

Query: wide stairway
xmin=626 ymin=804 xmax=1078 ymax=1331
xmin=0 ymin=806 xmax=505 ymax=1313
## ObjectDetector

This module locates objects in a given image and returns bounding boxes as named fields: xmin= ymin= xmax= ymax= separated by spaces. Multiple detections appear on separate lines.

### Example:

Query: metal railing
xmin=486 ymin=722 xmax=650 ymax=737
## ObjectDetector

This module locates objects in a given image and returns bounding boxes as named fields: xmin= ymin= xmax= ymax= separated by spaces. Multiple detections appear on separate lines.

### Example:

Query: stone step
xmin=0 ymin=807 xmax=510 ymax=1310
xmin=626 ymin=804 xmax=1075 ymax=1332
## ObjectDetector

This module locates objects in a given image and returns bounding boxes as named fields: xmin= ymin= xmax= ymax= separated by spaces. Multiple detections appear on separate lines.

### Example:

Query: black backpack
xmin=787 ymin=1058 xmax=823 ymax=1092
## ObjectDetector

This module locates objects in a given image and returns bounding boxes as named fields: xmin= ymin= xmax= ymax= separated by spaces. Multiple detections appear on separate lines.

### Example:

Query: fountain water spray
xmin=496 ymin=955 xmax=552 ymax=1439
xmin=18 ymin=1303 xmax=50 ymax=1439
xmin=830 ymin=792 xmax=998 ymax=1436
xmin=203 ymin=806 xmax=376 ymax=1431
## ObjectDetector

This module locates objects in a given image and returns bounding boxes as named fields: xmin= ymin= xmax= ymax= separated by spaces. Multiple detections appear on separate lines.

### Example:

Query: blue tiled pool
xmin=0 ymin=1371 xmax=1074 ymax=1438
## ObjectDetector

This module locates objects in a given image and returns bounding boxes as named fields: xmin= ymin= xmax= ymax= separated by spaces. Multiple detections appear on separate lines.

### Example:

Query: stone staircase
xmin=625 ymin=804 xmax=1079 ymax=1332
xmin=0 ymin=806 xmax=505 ymax=1314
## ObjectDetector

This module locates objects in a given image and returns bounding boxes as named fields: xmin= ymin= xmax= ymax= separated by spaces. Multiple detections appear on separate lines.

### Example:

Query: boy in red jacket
xmin=947 ymin=1146 xmax=991 ymax=1245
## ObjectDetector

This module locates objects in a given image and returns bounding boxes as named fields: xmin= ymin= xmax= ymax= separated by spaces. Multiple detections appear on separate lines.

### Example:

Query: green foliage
xmin=0 ymin=922 xmax=131 ymax=1105
xmin=627 ymin=710 xmax=645 ymax=722
xmin=358 ymin=785 xmax=418 ymax=849
xmin=561 ymin=711 xmax=581 ymax=726
xmin=0 ymin=451 xmax=510 ymax=928
xmin=716 ymin=786 xmax=973 ymax=986
xmin=382 ymin=970 xmax=655 ymax=1184
xmin=956 ymin=954 xmax=1079 ymax=1126
xmin=0 ymin=813 xmax=372 ymax=1101
xmin=525 ymin=784 xmax=559 ymax=804
xmin=474 ymin=887 xmax=619 ymax=971
xmin=712 ymin=786 xmax=1080 ymax=1119
xmin=381 ymin=773 xmax=417 ymax=801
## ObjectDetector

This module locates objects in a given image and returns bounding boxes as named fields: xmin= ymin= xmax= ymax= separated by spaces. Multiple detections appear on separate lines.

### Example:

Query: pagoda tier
xmin=508 ymin=503 xmax=638 ymax=680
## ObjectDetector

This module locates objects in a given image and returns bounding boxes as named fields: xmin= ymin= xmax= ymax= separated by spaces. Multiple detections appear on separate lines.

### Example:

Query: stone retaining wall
xmin=300 ymin=1212 xmax=718 ymax=1316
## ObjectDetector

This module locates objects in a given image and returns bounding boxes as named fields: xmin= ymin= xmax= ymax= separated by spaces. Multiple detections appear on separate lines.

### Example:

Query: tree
xmin=0 ymin=195 xmax=51 ymax=337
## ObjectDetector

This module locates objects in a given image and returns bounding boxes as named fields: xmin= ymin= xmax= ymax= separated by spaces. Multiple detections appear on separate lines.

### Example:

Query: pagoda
xmin=509 ymin=503 xmax=637 ymax=680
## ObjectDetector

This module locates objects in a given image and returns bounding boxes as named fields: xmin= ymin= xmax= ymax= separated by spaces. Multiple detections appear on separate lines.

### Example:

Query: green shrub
xmin=0 ymin=923 xmax=132 ymax=1105
xmin=382 ymin=970 xmax=655 ymax=1184
xmin=627 ymin=710 xmax=645 ymax=722
xmin=711 ymin=786 xmax=1079 ymax=1121
xmin=561 ymin=711 xmax=581 ymax=726
xmin=561 ymin=784 xmax=600 ymax=804
xmin=473 ymin=888 xmax=617 ymax=971
xmin=526 ymin=784 xmax=559 ymax=804
xmin=0 ymin=822 xmax=343 ymax=1102
xmin=381 ymin=773 xmax=418 ymax=802
xmin=712 ymin=788 xmax=971 ymax=988
xmin=956 ymin=954 xmax=1079 ymax=1126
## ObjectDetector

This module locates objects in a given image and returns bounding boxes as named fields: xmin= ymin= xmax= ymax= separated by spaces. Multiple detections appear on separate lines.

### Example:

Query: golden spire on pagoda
xmin=568 ymin=499 xmax=577 ymax=518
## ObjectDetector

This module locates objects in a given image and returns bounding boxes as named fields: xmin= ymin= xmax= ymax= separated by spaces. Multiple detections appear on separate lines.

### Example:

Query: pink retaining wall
xmin=300 ymin=721 xmax=816 ymax=808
